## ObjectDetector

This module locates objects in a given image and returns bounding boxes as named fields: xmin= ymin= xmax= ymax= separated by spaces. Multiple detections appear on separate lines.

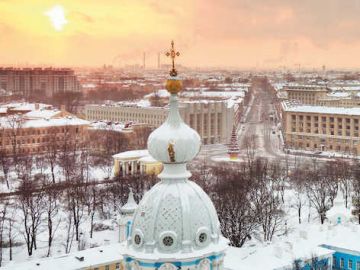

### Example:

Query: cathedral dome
xmin=124 ymin=41 xmax=227 ymax=269
xmin=126 ymin=178 xmax=226 ymax=258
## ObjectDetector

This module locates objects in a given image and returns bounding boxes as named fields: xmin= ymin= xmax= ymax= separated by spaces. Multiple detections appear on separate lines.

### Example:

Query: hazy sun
xmin=45 ymin=5 xmax=68 ymax=31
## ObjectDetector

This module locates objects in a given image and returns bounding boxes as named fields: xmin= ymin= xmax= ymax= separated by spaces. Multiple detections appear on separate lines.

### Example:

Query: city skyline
xmin=1 ymin=0 xmax=360 ymax=69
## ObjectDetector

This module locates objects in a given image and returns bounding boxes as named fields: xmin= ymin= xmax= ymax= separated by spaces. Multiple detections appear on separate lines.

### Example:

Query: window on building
xmin=356 ymin=261 xmax=360 ymax=270
xmin=116 ymin=263 xmax=121 ymax=269
xmin=349 ymin=259 xmax=353 ymax=269
xmin=105 ymin=265 xmax=110 ymax=270
xmin=340 ymin=258 xmax=344 ymax=268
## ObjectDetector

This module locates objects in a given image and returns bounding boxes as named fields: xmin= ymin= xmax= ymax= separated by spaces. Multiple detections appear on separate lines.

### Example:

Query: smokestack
xmin=143 ymin=52 xmax=146 ymax=70
xmin=157 ymin=53 xmax=160 ymax=69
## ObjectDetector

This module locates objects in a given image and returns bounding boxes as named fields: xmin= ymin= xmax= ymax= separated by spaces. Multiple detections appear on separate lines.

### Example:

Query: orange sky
xmin=1 ymin=0 xmax=360 ymax=69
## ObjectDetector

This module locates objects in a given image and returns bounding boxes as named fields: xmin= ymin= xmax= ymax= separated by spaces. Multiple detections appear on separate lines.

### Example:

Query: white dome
xmin=126 ymin=179 xmax=225 ymax=257
xmin=124 ymin=67 xmax=227 ymax=268
xmin=147 ymin=94 xmax=201 ymax=165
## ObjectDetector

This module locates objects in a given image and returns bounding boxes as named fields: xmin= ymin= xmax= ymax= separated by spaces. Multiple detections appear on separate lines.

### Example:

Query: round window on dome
xmin=196 ymin=227 xmax=210 ymax=247
xmin=162 ymin=236 xmax=174 ymax=247
xmin=199 ymin=232 xmax=207 ymax=243
xmin=159 ymin=231 xmax=177 ymax=250
xmin=134 ymin=234 xmax=141 ymax=245
xmin=132 ymin=229 xmax=144 ymax=248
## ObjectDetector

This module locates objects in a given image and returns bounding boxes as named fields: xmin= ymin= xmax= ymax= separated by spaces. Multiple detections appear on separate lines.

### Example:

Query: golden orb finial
xmin=165 ymin=40 xmax=182 ymax=94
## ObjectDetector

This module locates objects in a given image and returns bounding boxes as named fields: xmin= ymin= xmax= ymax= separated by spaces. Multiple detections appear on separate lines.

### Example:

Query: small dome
xmin=148 ymin=88 xmax=201 ymax=165
xmin=126 ymin=179 xmax=226 ymax=256
xmin=121 ymin=189 xmax=138 ymax=215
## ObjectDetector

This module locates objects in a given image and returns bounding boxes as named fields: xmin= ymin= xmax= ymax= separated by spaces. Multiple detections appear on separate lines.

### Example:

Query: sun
xmin=45 ymin=5 xmax=68 ymax=31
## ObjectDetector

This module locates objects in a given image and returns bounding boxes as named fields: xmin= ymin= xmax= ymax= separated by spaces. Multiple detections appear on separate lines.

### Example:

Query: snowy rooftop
xmin=4 ymin=243 xmax=124 ymax=270
xmin=0 ymin=116 xmax=90 ymax=129
xmin=89 ymin=121 xmax=131 ymax=133
xmin=0 ymin=102 xmax=52 ymax=112
xmin=282 ymin=101 xmax=360 ymax=116
xmin=24 ymin=109 xmax=62 ymax=119
xmin=225 ymin=243 xmax=333 ymax=270
xmin=112 ymin=149 xmax=149 ymax=160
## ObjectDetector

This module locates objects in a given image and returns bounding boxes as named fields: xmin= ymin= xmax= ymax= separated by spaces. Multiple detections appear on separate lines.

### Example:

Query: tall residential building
xmin=0 ymin=67 xmax=81 ymax=97
xmin=85 ymin=100 xmax=235 ymax=144
xmin=282 ymin=101 xmax=360 ymax=155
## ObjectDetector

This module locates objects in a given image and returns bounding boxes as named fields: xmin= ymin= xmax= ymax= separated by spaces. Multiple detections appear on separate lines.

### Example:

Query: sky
xmin=1 ymin=0 xmax=360 ymax=69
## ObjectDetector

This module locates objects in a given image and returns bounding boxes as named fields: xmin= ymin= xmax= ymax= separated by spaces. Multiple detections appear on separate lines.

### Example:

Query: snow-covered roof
xmin=326 ymin=92 xmax=350 ymax=98
xmin=0 ymin=116 xmax=89 ymax=129
xmin=1 ymin=102 xmax=52 ymax=111
xmin=4 ymin=243 xmax=124 ymax=270
xmin=112 ymin=149 xmax=149 ymax=160
xmin=225 ymin=243 xmax=333 ymax=270
xmin=89 ymin=121 xmax=130 ymax=133
xmin=282 ymin=101 xmax=360 ymax=116
xmin=24 ymin=109 xmax=62 ymax=119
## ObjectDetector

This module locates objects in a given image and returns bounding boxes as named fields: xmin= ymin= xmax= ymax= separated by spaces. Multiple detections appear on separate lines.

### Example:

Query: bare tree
xmin=305 ymin=164 xmax=338 ymax=224
xmin=85 ymin=185 xmax=100 ymax=239
xmin=63 ymin=212 xmax=75 ymax=254
xmin=336 ymin=160 xmax=352 ymax=209
xmin=352 ymin=164 xmax=360 ymax=224
xmin=251 ymin=159 xmax=284 ymax=242
xmin=65 ymin=179 xmax=86 ymax=242
xmin=18 ymin=180 xmax=45 ymax=256
xmin=45 ymin=127 xmax=59 ymax=183
xmin=211 ymin=166 xmax=258 ymax=247
xmin=0 ymin=149 xmax=11 ymax=190
xmin=0 ymin=201 xmax=8 ymax=266
xmin=43 ymin=178 xmax=61 ymax=257
xmin=290 ymin=168 xmax=307 ymax=224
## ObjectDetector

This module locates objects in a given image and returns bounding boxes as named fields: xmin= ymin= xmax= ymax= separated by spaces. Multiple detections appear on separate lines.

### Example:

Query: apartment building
xmin=284 ymin=85 xmax=329 ymax=105
xmin=282 ymin=101 xmax=360 ymax=155
xmin=0 ymin=67 xmax=81 ymax=97
xmin=85 ymin=100 xmax=235 ymax=144
xmin=0 ymin=103 xmax=89 ymax=155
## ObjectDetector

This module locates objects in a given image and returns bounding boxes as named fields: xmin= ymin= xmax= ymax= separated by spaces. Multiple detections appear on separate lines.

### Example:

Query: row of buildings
xmin=276 ymin=82 xmax=360 ymax=155
xmin=0 ymin=102 xmax=150 ymax=156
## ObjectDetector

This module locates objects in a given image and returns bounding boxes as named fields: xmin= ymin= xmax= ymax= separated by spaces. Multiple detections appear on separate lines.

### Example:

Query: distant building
xmin=0 ymin=103 xmax=89 ymax=155
xmin=284 ymin=85 xmax=328 ymax=105
xmin=112 ymin=149 xmax=162 ymax=177
xmin=85 ymin=100 xmax=236 ymax=144
xmin=0 ymin=67 xmax=81 ymax=97
xmin=282 ymin=101 xmax=360 ymax=155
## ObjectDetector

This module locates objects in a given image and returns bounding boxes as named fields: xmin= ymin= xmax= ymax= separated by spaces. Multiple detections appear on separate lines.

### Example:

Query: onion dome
xmin=124 ymin=41 xmax=228 ymax=269
xmin=120 ymin=189 xmax=138 ymax=215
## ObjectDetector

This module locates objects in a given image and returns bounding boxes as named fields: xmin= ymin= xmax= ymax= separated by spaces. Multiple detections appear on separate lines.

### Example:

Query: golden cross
xmin=165 ymin=40 xmax=180 ymax=76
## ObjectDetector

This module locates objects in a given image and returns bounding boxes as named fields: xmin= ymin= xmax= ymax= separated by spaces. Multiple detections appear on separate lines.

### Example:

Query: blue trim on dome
xmin=124 ymin=253 xmax=224 ymax=268
xmin=126 ymin=221 xmax=132 ymax=238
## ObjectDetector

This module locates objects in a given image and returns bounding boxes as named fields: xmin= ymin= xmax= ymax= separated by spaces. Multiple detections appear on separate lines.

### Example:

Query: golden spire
xmin=165 ymin=40 xmax=180 ymax=77
xmin=165 ymin=40 xmax=182 ymax=94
